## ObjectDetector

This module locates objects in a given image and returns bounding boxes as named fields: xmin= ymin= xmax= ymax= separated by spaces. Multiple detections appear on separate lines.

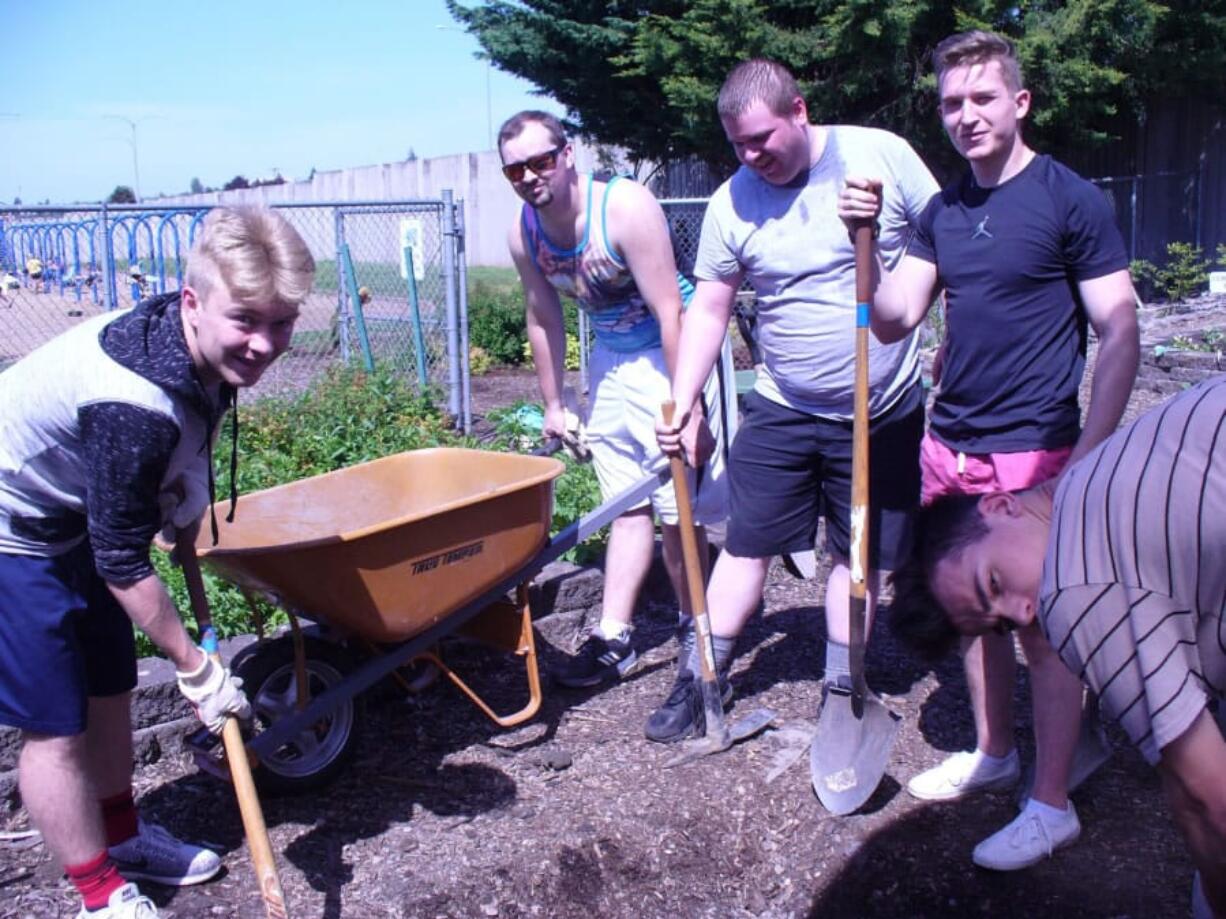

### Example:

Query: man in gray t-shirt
xmin=648 ymin=58 xmax=937 ymax=743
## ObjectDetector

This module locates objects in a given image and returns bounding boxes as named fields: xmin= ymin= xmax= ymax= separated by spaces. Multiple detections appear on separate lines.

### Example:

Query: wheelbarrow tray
xmin=196 ymin=448 xmax=565 ymax=643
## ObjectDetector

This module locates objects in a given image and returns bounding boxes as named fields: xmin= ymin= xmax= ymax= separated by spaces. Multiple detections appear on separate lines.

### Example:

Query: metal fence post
xmin=100 ymin=202 xmax=115 ymax=311
xmin=334 ymin=208 xmax=350 ymax=364
xmin=455 ymin=199 xmax=472 ymax=434
xmin=441 ymin=189 xmax=462 ymax=423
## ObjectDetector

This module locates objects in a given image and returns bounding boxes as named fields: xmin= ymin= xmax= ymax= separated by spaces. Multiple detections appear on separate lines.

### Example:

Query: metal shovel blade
xmin=664 ymin=708 xmax=776 ymax=768
xmin=810 ymin=686 xmax=901 ymax=815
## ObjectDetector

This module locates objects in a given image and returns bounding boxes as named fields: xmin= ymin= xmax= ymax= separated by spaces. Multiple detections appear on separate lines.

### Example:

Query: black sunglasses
xmin=502 ymin=145 xmax=564 ymax=182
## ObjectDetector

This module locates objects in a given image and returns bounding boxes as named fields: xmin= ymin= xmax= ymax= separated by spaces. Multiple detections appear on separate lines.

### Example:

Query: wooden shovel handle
xmin=848 ymin=223 xmax=874 ymax=691
xmin=661 ymin=401 xmax=718 ymax=684
xmin=177 ymin=531 xmax=291 ymax=919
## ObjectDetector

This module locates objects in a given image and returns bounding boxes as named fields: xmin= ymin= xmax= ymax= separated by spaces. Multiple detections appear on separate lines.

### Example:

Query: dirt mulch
xmin=5 ymin=302 xmax=1223 ymax=918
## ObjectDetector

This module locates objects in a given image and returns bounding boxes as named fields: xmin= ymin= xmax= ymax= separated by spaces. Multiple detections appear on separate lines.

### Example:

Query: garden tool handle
xmin=661 ymin=401 xmax=719 ymax=687
xmin=176 ymin=531 xmax=291 ymax=919
xmin=849 ymin=223 xmax=873 ymax=698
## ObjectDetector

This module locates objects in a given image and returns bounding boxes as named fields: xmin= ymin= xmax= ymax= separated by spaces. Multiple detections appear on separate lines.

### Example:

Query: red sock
xmin=65 ymin=851 xmax=125 ymax=911
xmin=99 ymin=790 xmax=139 ymax=847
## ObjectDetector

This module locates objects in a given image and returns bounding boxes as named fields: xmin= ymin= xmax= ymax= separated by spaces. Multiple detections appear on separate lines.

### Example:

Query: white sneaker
xmin=906 ymin=749 xmax=1021 ymax=801
xmin=76 ymin=882 xmax=158 ymax=918
xmin=972 ymin=799 xmax=1081 ymax=870
xmin=108 ymin=819 xmax=222 ymax=887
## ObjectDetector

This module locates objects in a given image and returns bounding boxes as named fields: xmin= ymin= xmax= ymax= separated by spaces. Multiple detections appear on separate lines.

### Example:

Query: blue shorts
xmin=725 ymin=385 xmax=923 ymax=568
xmin=0 ymin=543 xmax=137 ymax=735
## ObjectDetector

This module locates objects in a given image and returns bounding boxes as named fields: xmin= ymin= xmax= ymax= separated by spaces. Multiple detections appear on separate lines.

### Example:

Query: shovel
xmin=660 ymin=401 xmax=774 ymax=768
xmin=177 ymin=529 xmax=291 ymax=919
xmin=810 ymin=222 xmax=901 ymax=815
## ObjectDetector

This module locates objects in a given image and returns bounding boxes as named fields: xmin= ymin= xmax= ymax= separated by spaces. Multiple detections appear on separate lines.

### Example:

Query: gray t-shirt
xmin=695 ymin=125 xmax=938 ymax=419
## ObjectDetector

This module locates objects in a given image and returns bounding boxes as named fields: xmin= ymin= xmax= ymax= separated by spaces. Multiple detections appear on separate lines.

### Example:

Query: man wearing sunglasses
xmin=500 ymin=110 xmax=728 ymax=690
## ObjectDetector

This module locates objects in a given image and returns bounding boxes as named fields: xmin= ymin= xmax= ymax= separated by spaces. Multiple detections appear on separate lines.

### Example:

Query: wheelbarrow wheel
xmin=235 ymin=635 xmax=363 ymax=795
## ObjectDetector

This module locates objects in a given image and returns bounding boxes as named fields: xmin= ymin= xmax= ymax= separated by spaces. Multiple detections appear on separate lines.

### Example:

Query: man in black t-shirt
xmin=839 ymin=30 xmax=1139 ymax=871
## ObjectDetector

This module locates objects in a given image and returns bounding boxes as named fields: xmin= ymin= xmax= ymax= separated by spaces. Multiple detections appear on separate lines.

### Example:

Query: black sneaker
xmin=552 ymin=633 xmax=638 ymax=688
xmin=643 ymin=669 xmax=733 ymax=744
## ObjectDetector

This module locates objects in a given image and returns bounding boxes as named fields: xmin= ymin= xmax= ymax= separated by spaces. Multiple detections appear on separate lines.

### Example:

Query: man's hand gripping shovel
xmin=176 ymin=529 xmax=291 ymax=919
xmin=809 ymin=218 xmax=902 ymax=815
xmin=660 ymin=401 xmax=774 ymax=768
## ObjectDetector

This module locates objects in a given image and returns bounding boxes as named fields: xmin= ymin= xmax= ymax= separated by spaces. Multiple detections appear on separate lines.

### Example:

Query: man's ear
xmin=180 ymin=286 xmax=200 ymax=325
xmin=1014 ymin=88 xmax=1031 ymax=121
xmin=978 ymin=491 xmax=1021 ymax=518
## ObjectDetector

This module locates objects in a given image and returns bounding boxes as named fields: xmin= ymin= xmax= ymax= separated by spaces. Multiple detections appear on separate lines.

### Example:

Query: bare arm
xmin=508 ymin=219 xmax=569 ymax=436
xmin=655 ymin=278 xmax=739 ymax=461
xmin=838 ymin=176 xmax=940 ymax=342
xmin=107 ymin=574 xmax=199 ymax=672
xmin=1067 ymin=269 xmax=1140 ymax=466
xmin=607 ymin=181 xmax=684 ymax=376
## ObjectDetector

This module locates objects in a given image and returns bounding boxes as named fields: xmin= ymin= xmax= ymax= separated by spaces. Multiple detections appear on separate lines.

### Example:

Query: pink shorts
xmin=919 ymin=431 xmax=1072 ymax=506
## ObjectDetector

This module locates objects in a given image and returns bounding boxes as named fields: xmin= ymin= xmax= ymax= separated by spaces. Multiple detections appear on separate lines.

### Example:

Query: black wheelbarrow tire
xmin=234 ymin=635 xmax=363 ymax=795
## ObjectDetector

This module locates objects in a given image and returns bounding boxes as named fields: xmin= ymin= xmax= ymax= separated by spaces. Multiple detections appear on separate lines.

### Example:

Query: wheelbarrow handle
xmin=530 ymin=436 xmax=564 ymax=457
xmin=176 ymin=530 xmax=292 ymax=919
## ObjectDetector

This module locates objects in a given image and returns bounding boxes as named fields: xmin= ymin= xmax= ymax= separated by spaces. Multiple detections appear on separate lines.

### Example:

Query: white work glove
xmin=176 ymin=648 xmax=252 ymax=735
xmin=158 ymin=471 xmax=212 ymax=546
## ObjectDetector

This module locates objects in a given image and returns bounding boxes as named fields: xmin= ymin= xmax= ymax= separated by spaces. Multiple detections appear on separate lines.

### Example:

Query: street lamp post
xmin=103 ymin=115 xmax=146 ymax=201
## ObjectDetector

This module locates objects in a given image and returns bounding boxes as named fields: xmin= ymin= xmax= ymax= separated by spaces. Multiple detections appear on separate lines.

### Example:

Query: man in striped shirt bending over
xmin=891 ymin=374 xmax=1225 ymax=917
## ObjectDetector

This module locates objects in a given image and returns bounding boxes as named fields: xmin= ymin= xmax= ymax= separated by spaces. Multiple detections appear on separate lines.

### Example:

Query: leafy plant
xmin=1169 ymin=329 xmax=1224 ymax=353
xmin=468 ymin=281 xmax=529 ymax=365
xmin=521 ymin=334 xmax=582 ymax=370
xmin=1132 ymin=244 xmax=1212 ymax=303
xmin=469 ymin=345 xmax=494 ymax=375
xmin=1217 ymin=243 xmax=1226 ymax=269
xmin=1156 ymin=242 xmax=1210 ymax=302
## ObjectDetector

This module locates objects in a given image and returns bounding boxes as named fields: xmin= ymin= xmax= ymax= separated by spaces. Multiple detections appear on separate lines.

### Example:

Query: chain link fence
xmin=0 ymin=198 xmax=471 ymax=427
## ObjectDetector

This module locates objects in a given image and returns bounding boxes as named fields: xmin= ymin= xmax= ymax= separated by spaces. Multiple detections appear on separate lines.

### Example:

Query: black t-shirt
xmin=909 ymin=154 xmax=1128 ymax=453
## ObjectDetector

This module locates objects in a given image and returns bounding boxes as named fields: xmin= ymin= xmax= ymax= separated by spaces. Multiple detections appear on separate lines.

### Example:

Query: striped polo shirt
xmin=1039 ymin=374 xmax=1226 ymax=764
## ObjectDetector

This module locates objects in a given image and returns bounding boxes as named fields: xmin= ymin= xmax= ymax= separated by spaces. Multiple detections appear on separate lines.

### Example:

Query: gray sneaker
xmin=108 ymin=820 xmax=221 ymax=887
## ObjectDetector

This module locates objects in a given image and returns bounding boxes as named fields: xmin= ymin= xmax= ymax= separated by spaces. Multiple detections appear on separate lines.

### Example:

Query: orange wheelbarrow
xmin=188 ymin=446 xmax=667 ymax=793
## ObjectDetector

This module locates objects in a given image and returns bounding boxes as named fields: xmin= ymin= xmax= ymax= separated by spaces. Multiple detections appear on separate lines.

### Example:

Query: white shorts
xmin=586 ymin=344 xmax=728 ymax=526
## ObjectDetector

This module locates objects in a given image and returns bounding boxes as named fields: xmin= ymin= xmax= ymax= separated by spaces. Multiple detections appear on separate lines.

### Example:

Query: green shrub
xmin=521 ymin=334 xmax=582 ymax=370
xmin=1157 ymin=242 xmax=1210 ymax=302
xmin=1136 ymin=243 xmax=1211 ymax=303
xmin=467 ymin=281 xmax=528 ymax=365
xmin=468 ymin=345 xmax=494 ymax=375
xmin=1217 ymin=243 xmax=1226 ymax=269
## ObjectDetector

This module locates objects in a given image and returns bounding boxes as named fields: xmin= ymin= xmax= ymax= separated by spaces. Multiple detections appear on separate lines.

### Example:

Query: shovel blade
xmin=810 ymin=688 xmax=901 ymax=815
xmin=663 ymin=709 xmax=776 ymax=768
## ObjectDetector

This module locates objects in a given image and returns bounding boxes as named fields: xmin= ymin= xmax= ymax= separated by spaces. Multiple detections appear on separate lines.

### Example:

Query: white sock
xmin=974 ymin=748 xmax=1015 ymax=767
xmin=596 ymin=618 xmax=632 ymax=641
xmin=1022 ymin=797 xmax=1071 ymax=819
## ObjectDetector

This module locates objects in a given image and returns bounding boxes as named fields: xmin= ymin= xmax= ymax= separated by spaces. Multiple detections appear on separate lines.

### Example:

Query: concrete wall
xmin=149 ymin=143 xmax=610 ymax=268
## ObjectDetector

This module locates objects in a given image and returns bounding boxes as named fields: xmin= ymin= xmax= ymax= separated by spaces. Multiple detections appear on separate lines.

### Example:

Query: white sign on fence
xmin=1210 ymin=271 xmax=1226 ymax=295
xmin=399 ymin=219 xmax=425 ymax=281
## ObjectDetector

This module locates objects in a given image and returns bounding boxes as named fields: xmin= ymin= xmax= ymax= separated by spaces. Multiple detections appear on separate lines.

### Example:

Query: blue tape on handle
xmin=201 ymin=626 xmax=218 ymax=653
xmin=857 ymin=303 xmax=870 ymax=328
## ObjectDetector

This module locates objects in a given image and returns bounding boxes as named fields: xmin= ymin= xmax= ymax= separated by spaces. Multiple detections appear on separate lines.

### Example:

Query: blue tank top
xmin=521 ymin=175 xmax=693 ymax=352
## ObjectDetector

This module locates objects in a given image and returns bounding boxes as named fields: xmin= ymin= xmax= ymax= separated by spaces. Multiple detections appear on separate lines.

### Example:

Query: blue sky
xmin=0 ymin=0 xmax=562 ymax=204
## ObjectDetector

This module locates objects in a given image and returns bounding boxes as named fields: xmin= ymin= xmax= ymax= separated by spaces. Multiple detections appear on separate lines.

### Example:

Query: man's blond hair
xmin=185 ymin=206 xmax=315 ymax=307
xmin=932 ymin=30 xmax=1024 ymax=93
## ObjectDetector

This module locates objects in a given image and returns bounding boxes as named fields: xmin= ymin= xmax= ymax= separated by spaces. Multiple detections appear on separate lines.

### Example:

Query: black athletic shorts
xmin=724 ymin=383 xmax=923 ymax=569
